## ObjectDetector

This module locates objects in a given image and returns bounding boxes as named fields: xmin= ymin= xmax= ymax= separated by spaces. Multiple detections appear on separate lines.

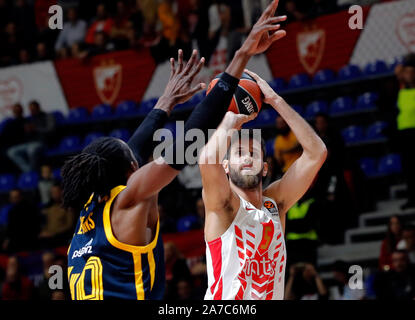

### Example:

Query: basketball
xmin=206 ymin=72 xmax=262 ymax=115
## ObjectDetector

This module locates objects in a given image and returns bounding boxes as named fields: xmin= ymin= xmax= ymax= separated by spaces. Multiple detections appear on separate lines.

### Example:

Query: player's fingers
xmin=189 ymin=83 xmax=207 ymax=95
xmin=183 ymin=49 xmax=198 ymax=75
xmin=270 ymin=0 xmax=280 ymax=17
xmin=260 ymin=24 xmax=281 ymax=33
xmin=170 ymin=58 xmax=176 ymax=78
xmin=177 ymin=49 xmax=184 ymax=73
xmin=188 ymin=57 xmax=205 ymax=81
xmin=265 ymin=15 xmax=287 ymax=25
xmin=269 ymin=29 xmax=287 ymax=43
xmin=244 ymin=69 xmax=260 ymax=82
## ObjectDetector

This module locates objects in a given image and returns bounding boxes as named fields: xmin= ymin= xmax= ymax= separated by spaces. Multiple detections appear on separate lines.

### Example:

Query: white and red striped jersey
xmin=205 ymin=195 xmax=286 ymax=300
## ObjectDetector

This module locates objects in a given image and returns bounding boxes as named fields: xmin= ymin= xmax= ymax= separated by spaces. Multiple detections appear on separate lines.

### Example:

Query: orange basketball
xmin=206 ymin=72 xmax=262 ymax=115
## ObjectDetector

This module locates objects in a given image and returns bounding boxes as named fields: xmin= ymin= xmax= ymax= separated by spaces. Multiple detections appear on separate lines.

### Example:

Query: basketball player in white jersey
xmin=198 ymin=70 xmax=327 ymax=300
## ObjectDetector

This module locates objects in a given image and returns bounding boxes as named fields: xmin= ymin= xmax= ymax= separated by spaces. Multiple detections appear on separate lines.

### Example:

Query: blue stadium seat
xmin=52 ymin=168 xmax=62 ymax=181
xmin=83 ymin=132 xmax=105 ymax=147
xmin=138 ymin=98 xmax=158 ymax=116
xmin=366 ymin=121 xmax=388 ymax=140
xmin=115 ymin=100 xmax=138 ymax=117
xmin=378 ymin=154 xmax=402 ymax=175
xmin=265 ymin=138 xmax=275 ymax=157
xmin=91 ymin=104 xmax=113 ymax=121
xmin=51 ymin=111 xmax=65 ymax=126
xmin=17 ymin=171 xmax=39 ymax=190
xmin=291 ymin=105 xmax=304 ymax=117
xmin=109 ymin=128 xmax=131 ymax=142
xmin=58 ymin=135 xmax=82 ymax=154
xmin=176 ymin=215 xmax=199 ymax=232
xmin=67 ymin=107 xmax=90 ymax=124
xmin=269 ymin=78 xmax=286 ymax=92
xmin=356 ymin=92 xmax=378 ymax=110
xmin=0 ymin=118 xmax=12 ymax=134
xmin=305 ymin=100 xmax=329 ymax=119
xmin=341 ymin=125 xmax=365 ymax=144
xmin=0 ymin=204 xmax=12 ymax=226
xmin=359 ymin=158 xmax=378 ymax=177
xmin=288 ymin=73 xmax=310 ymax=89
xmin=364 ymin=60 xmax=388 ymax=76
xmin=338 ymin=64 xmax=361 ymax=81
xmin=330 ymin=96 xmax=355 ymax=115
xmin=0 ymin=174 xmax=16 ymax=193
xmin=312 ymin=69 xmax=336 ymax=85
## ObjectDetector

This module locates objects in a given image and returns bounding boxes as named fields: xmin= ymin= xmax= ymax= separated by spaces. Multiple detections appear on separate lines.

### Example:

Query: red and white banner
xmin=351 ymin=0 xmax=415 ymax=68
xmin=266 ymin=8 xmax=369 ymax=80
xmin=54 ymin=49 xmax=156 ymax=111
xmin=0 ymin=61 xmax=68 ymax=121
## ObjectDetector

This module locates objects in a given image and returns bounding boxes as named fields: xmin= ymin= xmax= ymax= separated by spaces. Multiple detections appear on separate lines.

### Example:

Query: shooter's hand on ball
xmin=240 ymin=0 xmax=287 ymax=57
xmin=155 ymin=49 xmax=206 ymax=115
xmin=223 ymin=111 xmax=258 ymax=131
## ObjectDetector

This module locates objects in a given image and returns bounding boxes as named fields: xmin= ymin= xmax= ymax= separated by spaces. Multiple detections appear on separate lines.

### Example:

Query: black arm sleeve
xmin=127 ymin=108 xmax=169 ymax=167
xmin=165 ymin=72 xmax=240 ymax=170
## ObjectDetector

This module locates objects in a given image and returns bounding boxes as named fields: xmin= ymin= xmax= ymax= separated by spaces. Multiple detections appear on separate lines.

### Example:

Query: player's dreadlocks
xmin=61 ymin=137 xmax=137 ymax=211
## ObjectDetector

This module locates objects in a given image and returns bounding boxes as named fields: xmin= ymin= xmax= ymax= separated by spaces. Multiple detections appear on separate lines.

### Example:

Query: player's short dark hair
xmin=226 ymin=128 xmax=266 ymax=161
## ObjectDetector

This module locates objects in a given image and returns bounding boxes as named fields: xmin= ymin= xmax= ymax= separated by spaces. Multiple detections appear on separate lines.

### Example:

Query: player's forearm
xmin=199 ymin=117 xmax=234 ymax=165
xmin=270 ymin=96 xmax=327 ymax=162
xmin=127 ymin=107 xmax=169 ymax=167
xmin=225 ymin=49 xmax=252 ymax=80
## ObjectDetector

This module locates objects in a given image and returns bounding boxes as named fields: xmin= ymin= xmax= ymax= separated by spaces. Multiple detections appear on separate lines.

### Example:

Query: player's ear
xmin=223 ymin=159 xmax=229 ymax=174
xmin=262 ymin=161 xmax=268 ymax=177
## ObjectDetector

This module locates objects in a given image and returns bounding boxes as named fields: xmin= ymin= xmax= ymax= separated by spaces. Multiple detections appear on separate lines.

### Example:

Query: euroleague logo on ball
xmin=207 ymin=72 xmax=262 ymax=115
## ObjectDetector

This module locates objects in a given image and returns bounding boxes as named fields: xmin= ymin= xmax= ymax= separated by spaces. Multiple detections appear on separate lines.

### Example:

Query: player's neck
xmin=230 ymin=182 xmax=263 ymax=209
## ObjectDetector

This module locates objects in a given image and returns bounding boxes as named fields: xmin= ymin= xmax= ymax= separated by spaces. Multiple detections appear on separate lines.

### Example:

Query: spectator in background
xmin=331 ymin=260 xmax=365 ymax=300
xmin=1 ymin=103 xmax=26 ymax=149
xmin=35 ymin=42 xmax=53 ymax=61
xmin=36 ymin=15 xmax=59 ymax=60
xmin=7 ymin=100 xmax=55 ymax=172
xmin=394 ymin=53 xmax=415 ymax=210
xmin=34 ymin=251 xmax=55 ymax=300
xmin=78 ymin=31 xmax=113 ymax=59
xmin=285 ymin=262 xmax=328 ymax=300
xmin=38 ymin=164 xmax=54 ymax=206
xmin=38 ymin=182 xmax=75 ymax=246
xmin=308 ymin=0 xmax=338 ymax=18
xmin=0 ymin=22 xmax=22 ymax=66
xmin=54 ymin=7 xmax=87 ymax=58
xmin=164 ymin=241 xmax=192 ymax=299
xmin=379 ymin=215 xmax=403 ymax=271
xmin=274 ymin=116 xmax=302 ymax=173
xmin=110 ymin=0 xmax=134 ymax=50
xmin=18 ymin=48 xmax=31 ymax=64
xmin=129 ymin=0 xmax=145 ymax=47
xmin=283 ymin=0 xmax=306 ymax=22
xmin=285 ymin=181 xmax=322 ymax=266
xmin=2 ymin=189 xmax=41 ymax=253
xmin=177 ymin=164 xmax=202 ymax=196
xmin=374 ymin=250 xmax=415 ymax=300
xmin=85 ymin=3 xmax=114 ymax=45
xmin=11 ymin=0 xmax=37 ymax=48
xmin=397 ymin=225 xmax=415 ymax=264
xmin=1 ymin=256 xmax=34 ymax=300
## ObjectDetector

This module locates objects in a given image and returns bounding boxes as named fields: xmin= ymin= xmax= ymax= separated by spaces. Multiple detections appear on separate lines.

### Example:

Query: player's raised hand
xmin=244 ymin=69 xmax=279 ymax=104
xmin=223 ymin=111 xmax=258 ymax=131
xmin=157 ymin=49 xmax=206 ymax=112
xmin=240 ymin=0 xmax=287 ymax=56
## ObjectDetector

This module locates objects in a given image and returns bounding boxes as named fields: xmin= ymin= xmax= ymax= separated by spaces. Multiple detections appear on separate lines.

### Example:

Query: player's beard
xmin=229 ymin=166 xmax=263 ymax=190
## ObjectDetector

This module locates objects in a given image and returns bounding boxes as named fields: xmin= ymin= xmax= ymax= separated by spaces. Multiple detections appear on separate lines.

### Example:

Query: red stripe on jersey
xmin=246 ymin=240 xmax=255 ymax=249
xmin=208 ymin=237 xmax=222 ymax=297
xmin=236 ymin=238 xmax=244 ymax=249
xmin=235 ymin=225 xmax=243 ymax=239
xmin=246 ymin=230 xmax=256 ymax=238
